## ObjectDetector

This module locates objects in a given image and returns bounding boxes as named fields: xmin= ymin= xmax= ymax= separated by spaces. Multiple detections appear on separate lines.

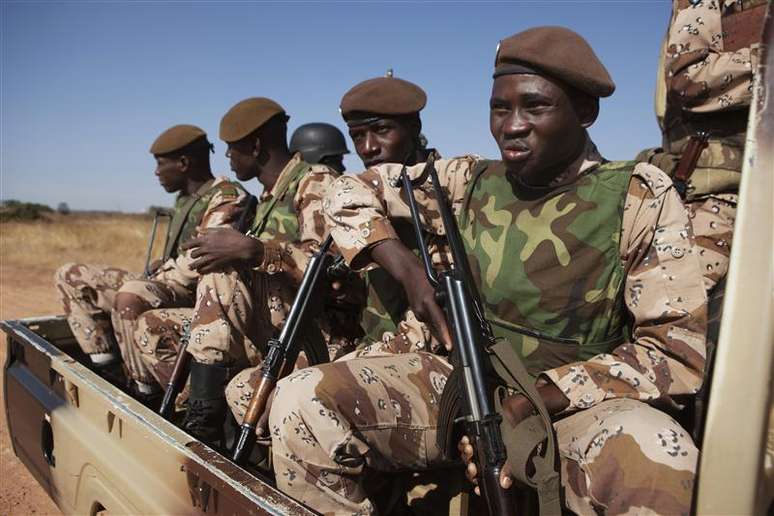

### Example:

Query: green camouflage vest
xmin=250 ymin=160 xmax=314 ymax=242
xmin=164 ymin=179 xmax=244 ymax=261
xmin=460 ymin=160 xmax=634 ymax=375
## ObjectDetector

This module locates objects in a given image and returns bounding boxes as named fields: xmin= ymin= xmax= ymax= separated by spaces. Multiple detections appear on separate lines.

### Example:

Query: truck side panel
xmin=2 ymin=317 xmax=315 ymax=516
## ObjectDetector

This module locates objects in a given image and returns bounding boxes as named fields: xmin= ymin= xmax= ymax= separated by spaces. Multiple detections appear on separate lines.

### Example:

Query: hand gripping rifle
xmin=159 ymin=194 xmax=258 ymax=420
xmin=402 ymin=156 xmax=561 ymax=515
xmin=231 ymin=234 xmax=335 ymax=465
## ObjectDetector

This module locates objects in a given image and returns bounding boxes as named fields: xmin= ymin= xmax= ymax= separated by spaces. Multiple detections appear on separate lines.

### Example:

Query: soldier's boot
xmin=88 ymin=346 xmax=128 ymax=388
xmin=182 ymin=361 xmax=229 ymax=448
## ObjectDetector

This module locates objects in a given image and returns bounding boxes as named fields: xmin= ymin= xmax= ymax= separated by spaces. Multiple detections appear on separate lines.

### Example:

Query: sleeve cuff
xmin=337 ymin=216 xmax=400 ymax=270
xmin=253 ymin=240 xmax=284 ymax=274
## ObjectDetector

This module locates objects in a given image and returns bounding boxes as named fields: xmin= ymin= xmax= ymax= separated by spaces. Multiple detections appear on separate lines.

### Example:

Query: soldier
xmin=268 ymin=27 xmax=707 ymax=515
xmin=638 ymin=0 xmax=765 ymax=292
xmin=216 ymin=79 xmax=447 ymax=472
xmin=219 ymin=78 xmax=443 ymax=450
xmin=289 ymin=122 xmax=350 ymax=173
xmin=54 ymin=125 xmax=248 ymax=395
xmin=340 ymin=76 xmax=444 ymax=346
xmin=150 ymin=98 xmax=362 ymax=445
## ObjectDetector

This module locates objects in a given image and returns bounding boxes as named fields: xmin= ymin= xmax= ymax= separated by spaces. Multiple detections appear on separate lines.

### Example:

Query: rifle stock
xmin=158 ymin=194 xmax=258 ymax=420
xmin=402 ymin=156 xmax=517 ymax=516
xmin=232 ymin=235 xmax=334 ymax=465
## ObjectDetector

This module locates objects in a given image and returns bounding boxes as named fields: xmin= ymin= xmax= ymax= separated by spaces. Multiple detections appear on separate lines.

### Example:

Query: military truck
xmin=3 ymin=14 xmax=773 ymax=516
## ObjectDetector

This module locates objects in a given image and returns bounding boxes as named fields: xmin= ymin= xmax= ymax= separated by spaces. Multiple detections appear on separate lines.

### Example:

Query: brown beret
xmin=340 ymin=77 xmax=427 ymax=119
xmin=149 ymin=124 xmax=208 ymax=155
xmin=219 ymin=97 xmax=286 ymax=143
xmin=494 ymin=26 xmax=615 ymax=98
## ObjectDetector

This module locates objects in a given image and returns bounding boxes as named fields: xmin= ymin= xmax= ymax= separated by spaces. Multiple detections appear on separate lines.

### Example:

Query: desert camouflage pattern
xmin=556 ymin=398 xmax=697 ymax=515
xmin=281 ymin=140 xmax=707 ymax=513
xmin=270 ymin=346 xmax=699 ymax=515
xmin=665 ymin=0 xmax=760 ymax=118
xmin=112 ymin=178 xmax=247 ymax=382
xmin=686 ymin=193 xmax=736 ymax=291
xmin=55 ymin=264 xmax=139 ymax=354
xmin=55 ymin=177 xmax=247 ymax=381
xmin=639 ymin=0 xmax=762 ymax=292
xmin=186 ymin=154 xmax=361 ymax=368
xmin=133 ymin=307 xmax=193 ymax=387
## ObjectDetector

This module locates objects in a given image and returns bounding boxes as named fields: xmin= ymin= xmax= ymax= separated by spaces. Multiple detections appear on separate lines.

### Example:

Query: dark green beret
xmin=494 ymin=26 xmax=615 ymax=98
xmin=219 ymin=97 xmax=286 ymax=143
xmin=150 ymin=124 xmax=208 ymax=155
xmin=340 ymin=77 xmax=427 ymax=120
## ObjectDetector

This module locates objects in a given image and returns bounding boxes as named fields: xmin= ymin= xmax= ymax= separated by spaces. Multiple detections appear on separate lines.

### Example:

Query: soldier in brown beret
xmin=339 ymin=75 xmax=447 ymax=349
xmin=269 ymin=26 xmax=706 ymax=515
xmin=166 ymin=97 xmax=363 ymax=445
xmin=55 ymin=125 xmax=249 ymax=400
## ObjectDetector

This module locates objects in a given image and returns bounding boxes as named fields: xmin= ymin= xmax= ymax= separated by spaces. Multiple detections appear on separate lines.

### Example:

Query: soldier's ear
xmin=252 ymin=136 xmax=262 ymax=158
xmin=178 ymin=155 xmax=190 ymax=173
xmin=576 ymin=96 xmax=599 ymax=129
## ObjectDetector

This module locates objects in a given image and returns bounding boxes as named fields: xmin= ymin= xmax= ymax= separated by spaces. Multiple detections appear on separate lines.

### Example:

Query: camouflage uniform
xmin=640 ymin=0 xmax=764 ymax=290
xmin=157 ymin=155 xmax=362 ymax=418
xmin=55 ymin=177 xmax=247 ymax=383
xmin=268 ymin=140 xmax=707 ymax=515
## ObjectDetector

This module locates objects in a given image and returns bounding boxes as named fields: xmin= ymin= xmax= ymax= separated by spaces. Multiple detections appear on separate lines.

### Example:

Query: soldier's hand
xmin=405 ymin=271 xmax=453 ymax=350
xmin=458 ymin=435 xmax=514 ymax=494
xmin=183 ymin=228 xmax=263 ymax=273
xmin=370 ymin=239 xmax=452 ymax=350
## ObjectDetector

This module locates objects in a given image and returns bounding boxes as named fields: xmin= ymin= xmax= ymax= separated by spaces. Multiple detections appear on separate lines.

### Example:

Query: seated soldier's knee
xmin=54 ymin=263 xmax=79 ymax=288
xmin=561 ymin=399 xmax=697 ymax=515
xmin=113 ymin=290 xmax=150 ymax=319
xmin=269 ymin=368 xmax=327 ymax=442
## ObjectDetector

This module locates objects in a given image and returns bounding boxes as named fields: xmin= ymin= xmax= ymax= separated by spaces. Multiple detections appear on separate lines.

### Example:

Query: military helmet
xmin=289 ymin=123 xmax=350 ymax=164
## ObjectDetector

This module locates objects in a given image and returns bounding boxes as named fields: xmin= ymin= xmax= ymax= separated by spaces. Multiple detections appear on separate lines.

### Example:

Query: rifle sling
xmin=489 ymin=340 xmax=562 ymax=515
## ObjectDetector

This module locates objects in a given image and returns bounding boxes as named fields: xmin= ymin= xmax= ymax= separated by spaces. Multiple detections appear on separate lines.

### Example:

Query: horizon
xmin=2 ymin=1 xmax=670 ymax=212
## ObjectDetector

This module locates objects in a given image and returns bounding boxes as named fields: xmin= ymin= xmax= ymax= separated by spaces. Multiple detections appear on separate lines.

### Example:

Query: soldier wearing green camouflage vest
xmin=269 ymin=27 xmax=708 ymax=515
xmin=637 ymin=0 xmax=765 ymax=292
xmin=54 ymin=125 xmax=249 ymax=398
xmin=156 ymin=98 xmax=362 ymax=446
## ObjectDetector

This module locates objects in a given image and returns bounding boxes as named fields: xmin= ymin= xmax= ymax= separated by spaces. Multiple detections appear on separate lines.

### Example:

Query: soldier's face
xmin=154 ymin=156 xmax=186 ymax=193
xmin=490 ymin=74 xmax=588 ymax=185
xmin=226 ymin=138 xmax=258 ymax=181
xmin=348 ymin=118 xmax=415 ymax=168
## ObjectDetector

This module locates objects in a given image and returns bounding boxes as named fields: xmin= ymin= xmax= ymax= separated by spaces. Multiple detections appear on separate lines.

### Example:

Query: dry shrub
xmin=1 ymin=213 xmax=168 ymax=273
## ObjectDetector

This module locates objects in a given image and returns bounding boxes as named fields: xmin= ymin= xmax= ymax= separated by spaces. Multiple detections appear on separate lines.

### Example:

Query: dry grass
xmin=1 ymin=213 xmax=168 ymax=272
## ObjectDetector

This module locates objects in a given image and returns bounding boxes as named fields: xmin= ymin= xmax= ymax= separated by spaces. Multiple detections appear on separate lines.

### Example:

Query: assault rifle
xmin=231 ymin=234 xmax=335 ymax=465
xmin=401 ymin=155 xmax=516 ymax=516
xmin=158 ymin=194 xmax=258 ymax=420
xmin=143 ymin=208 xmax=173 ymax=279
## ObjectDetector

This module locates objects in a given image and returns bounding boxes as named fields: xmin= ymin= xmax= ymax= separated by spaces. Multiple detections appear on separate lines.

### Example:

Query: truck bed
xmin=1 ymin=316 xmax=315 ymax=515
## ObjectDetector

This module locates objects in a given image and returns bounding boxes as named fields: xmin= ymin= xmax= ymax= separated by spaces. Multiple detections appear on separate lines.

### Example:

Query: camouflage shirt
xmin=665 ymin=0 xmax=761 ymax=117
xmin=324 ymin=139 xmax=708 ymax=412
xmin=152 ymin=176 xmax=249 ymax=292
xmin=248 ymin=153 xmax=363 ymax=349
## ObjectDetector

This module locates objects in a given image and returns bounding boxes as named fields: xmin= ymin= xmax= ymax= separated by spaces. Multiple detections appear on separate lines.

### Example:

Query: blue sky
xmin=2 ymin=1 xmax=670 ymax=212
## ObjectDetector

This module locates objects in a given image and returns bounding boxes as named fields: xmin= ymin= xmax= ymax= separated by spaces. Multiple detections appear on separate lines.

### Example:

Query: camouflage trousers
xmin=269 ymin=345 xmax=697 ymax=515
xmin=55 ymin=263 xmax=136 ymax=355
xmin=134 ymin=307 xmax=193 ymax=388
xmin=686 ymin=194 xmax=737 ymax=292
xmin=225 ymin=335 xmax=357 ymax=427
xmin=54 ymin=263 xmax=193 ymax=383
xmin=185 ymin=268 xmax=279 ymax=367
